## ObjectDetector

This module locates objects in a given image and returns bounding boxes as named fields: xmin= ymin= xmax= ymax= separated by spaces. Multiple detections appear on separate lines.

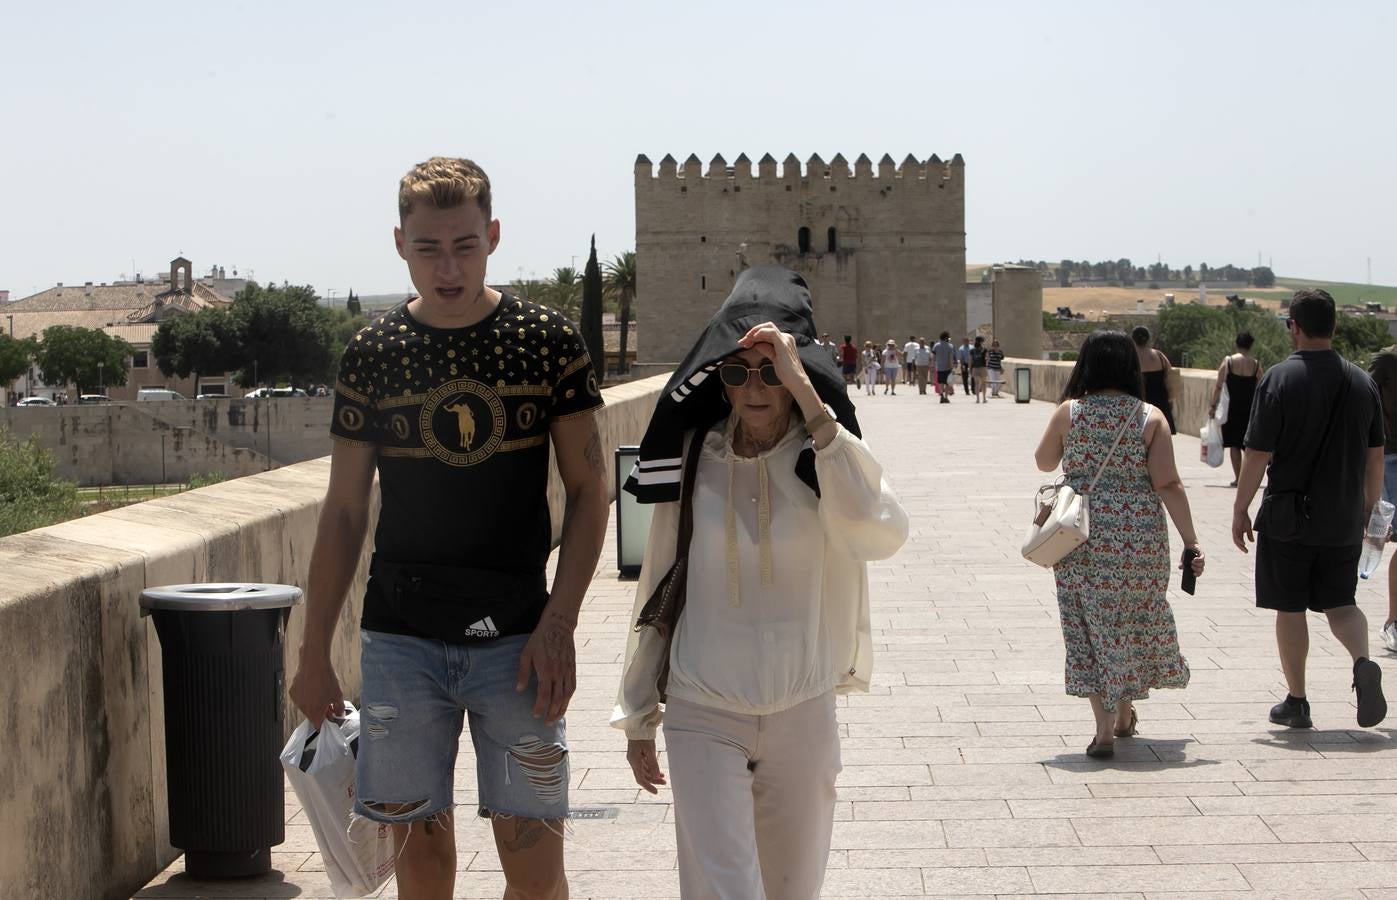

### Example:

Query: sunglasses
xmin=718 ymin=361 xmax=781 ymax=388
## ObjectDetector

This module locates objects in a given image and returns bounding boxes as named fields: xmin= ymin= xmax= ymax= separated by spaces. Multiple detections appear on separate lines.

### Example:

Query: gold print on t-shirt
xmin=420 ymin=379 xmax=506 ymax=467
xmin=442 ymin=399 xmax=477 ymax=449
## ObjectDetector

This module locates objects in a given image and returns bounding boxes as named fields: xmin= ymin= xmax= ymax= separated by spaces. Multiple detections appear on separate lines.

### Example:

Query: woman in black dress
xmin=1132 ymin=327 xmax=1176 ymax=434
xmin=1208 ymin=331 xmax=1264 ymax=487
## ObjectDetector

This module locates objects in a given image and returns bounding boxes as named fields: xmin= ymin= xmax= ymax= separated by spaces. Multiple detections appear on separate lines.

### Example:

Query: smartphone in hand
xmin=1181 ymin=548 xmax=1200 ymax=595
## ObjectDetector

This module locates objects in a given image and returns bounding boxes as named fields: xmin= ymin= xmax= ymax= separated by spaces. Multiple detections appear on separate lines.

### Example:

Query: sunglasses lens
xmin=759 ymin=363 xmax=781 ymax=386
xmin=719 ymin=365 xmax=748 ymax=387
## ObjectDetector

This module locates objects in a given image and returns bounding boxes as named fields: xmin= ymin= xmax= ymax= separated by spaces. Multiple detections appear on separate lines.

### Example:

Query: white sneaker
xmin=1383 ymin=621 xmax=1397 ymax=654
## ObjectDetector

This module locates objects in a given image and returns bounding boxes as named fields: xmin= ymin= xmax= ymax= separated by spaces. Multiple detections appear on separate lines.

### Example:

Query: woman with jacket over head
xmin=1209 ymin=332 xmax=1265 ymax=487
xmin=1034 ymin=330 xmax=1204 ymax=758
xmin=613 ymin=266 xmax=909 ymax=899
xmin=1133 ymin=326 xmax=1178 ymax=434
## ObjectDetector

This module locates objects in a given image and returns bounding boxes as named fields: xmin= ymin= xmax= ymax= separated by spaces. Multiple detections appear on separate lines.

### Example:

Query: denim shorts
xmin=353 ymin=629 xmax=569 ymax=824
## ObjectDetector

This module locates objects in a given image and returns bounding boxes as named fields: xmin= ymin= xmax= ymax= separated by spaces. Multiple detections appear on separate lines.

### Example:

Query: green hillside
xmin=1275 ymin=277 xmax=1397 ymax=308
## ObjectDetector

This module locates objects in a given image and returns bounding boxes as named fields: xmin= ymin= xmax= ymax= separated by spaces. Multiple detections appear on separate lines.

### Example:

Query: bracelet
xmin=805 ymin=407 xmax=836 ymax=433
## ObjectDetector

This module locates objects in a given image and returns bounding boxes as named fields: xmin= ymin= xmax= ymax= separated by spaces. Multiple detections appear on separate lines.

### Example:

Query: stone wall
xmin=0 ymin=398 xmax=335 ymax=486
xmin=635 ymin=153 xmax=966 ymax=365
xmin=1004 ymin=357 xmax=1208 ymax=435
xmin=0 ymin=374 xmax=667 ymax=900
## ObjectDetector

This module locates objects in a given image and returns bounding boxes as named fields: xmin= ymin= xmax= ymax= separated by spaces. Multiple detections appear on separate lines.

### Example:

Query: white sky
xmin=2 ymin=0 xmax=1393 ymax=299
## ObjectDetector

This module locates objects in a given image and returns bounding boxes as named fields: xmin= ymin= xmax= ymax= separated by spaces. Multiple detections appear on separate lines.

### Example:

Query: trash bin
xmin=1014 ymin=367 xmax=1032 ymax=404
xmin=141 ymin=583 xmax=303 ymax=878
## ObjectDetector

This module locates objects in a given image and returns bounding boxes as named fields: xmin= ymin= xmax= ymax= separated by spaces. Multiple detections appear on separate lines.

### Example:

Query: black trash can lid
xmin=139 ymin=583 xmax=303 ymax=612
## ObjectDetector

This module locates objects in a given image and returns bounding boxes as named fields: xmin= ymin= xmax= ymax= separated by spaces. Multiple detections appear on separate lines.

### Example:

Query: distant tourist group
xmin=284 ymin=156 xmax=1393 ymax=899
xmin=817 ymin=331 xmax=1007 ymax=402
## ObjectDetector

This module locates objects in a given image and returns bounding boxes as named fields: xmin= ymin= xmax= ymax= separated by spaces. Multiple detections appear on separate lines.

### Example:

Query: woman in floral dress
xmin=1034 ymin=331 xmax=1205 ymax=758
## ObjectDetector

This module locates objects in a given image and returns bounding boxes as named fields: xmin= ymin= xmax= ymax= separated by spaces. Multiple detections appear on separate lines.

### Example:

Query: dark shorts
xmin=842 ymin=362 xmax=857 ymax=376
xmin=1255 ymin=536 xmax=1360 ymax=613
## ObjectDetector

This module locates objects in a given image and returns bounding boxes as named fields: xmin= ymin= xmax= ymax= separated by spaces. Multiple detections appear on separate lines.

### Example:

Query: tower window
xmin=827 ymin=227 xmax=837 ymax=252
xmin=797 ymin=227 xmax=811 ymax=254
xmin=700 ymin=236 xmax=706 ymax=243
xmin=701 ymin=275 xmax=706 ymax=290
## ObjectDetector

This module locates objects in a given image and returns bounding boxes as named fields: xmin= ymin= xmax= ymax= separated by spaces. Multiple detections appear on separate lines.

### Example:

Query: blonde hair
xmin=398 ymin=156 xmax=492 ymax=221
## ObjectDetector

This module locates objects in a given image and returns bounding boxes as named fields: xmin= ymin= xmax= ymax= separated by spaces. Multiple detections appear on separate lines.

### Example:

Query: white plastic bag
xmin=1215 ymin=383 xmax=1230 ymax=425
xmin=1200 ymin=417 xmax=1224 ymax=468
xmin=280 ymin=703 xmax=395 ymax=898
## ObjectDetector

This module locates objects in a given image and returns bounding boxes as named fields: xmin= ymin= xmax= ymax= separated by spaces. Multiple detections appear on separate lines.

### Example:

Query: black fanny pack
xmin=370 ymin=556 xmax=547 ymax=642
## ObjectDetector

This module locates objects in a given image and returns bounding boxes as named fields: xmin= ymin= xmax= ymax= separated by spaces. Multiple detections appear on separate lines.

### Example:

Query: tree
xmin=1334 ymin=315 xmax=1392 ymax=364
xmin=151 ymin=307 xmax=242 ymax=389
xmin=32 ymin=326 xmax=132 ymax=393
xmin=603 ymin=250 xmax=636 ymax=375
xmin=581 ymin=236 xmax=605 ymax=385
xmin=0 ymin=333 xmax=34 ymax=392
xmin=0 ymin=427 xmax=79 ymax=537
xmin=542 ymin=267 xmax=582 ymax=319
xmin=1251 ymin=266 xmax=1276 ymax=288
xmin=230 ymin=282 xmax=336 ymax=387
xmin=1058 ymin=260 xmax=1073 ymax=287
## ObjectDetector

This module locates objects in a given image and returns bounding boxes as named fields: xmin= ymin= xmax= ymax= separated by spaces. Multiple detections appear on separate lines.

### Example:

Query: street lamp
xmin=97 ymin=362 xmax=104 ymax=395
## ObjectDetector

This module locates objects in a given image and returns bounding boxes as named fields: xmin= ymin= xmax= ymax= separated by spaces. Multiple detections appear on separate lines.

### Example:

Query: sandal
xmin=1086 ymin=738 xmax=1115 ymax=759
xmin=1113 ymin=708 xmax=1138 ymax=738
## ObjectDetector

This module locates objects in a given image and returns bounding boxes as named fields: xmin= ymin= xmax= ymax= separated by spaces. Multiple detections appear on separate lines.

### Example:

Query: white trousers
xmin=664 ymin=692 xmax=841 ymax=900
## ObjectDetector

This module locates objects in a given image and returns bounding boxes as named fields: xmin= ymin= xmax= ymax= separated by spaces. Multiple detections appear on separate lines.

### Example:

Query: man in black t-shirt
xmin=1233 ymin=289 xmax=1387 ymax=731
xmin=290 ymin=157 xmax=609 ymax=898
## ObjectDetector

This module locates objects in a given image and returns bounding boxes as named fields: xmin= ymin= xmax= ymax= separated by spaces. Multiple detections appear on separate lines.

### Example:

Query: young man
xmin=290 ymin=157 xmax=609 ymax=900
xmin=1368 ymin=343 xmax=1397 ymax=651
xmin=903 ymin=335 xmax=921 ymax=386
xmin=931 ymin=332 xmax=956 ymax=404
xmin=1232 ymin=289 xmax=1387 ymax=730
xmin=838 ymin=334 xmax=859 ymax=389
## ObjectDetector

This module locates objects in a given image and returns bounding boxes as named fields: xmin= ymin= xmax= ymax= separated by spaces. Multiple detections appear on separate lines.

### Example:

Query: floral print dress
xmin=1054 ymin=392 xmax=1190 ymax=711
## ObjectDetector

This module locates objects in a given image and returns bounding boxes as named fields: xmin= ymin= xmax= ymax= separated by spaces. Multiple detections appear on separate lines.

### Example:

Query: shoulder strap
xmin=1086 ymin=401 xmax=1142 ymax=494
xmin=674 ymin=426 xmax=707 ymax=554
xmin=1303 ymin=360 xmax=1353 ymax=494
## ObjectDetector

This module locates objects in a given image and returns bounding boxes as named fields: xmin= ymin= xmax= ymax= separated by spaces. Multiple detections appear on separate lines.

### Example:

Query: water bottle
xmin=1359 ymin=500 xmax=1395 ymax=579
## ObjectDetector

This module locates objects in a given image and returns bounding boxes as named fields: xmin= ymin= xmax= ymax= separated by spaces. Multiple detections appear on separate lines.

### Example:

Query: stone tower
xmin=634 ymin=152 xmax=966 ymax=367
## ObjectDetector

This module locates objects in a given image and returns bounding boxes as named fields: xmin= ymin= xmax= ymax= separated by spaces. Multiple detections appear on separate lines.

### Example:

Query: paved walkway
xmin=138 ymin=388 xmax=1397 ymax=898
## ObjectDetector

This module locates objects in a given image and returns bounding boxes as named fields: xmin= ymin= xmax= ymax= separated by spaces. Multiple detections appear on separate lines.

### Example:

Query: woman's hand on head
xmin=738 ymin=322 xmax=814 ymax=395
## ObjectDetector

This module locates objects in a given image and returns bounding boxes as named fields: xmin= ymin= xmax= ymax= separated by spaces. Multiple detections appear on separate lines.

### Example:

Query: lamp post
xmin=97 ymin=362 xmax=104 ymax=396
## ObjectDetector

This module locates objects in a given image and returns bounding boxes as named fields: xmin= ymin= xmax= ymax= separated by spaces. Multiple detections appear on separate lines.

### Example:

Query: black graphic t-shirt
xmin=330 ymin=295 xmax=603 ymax=641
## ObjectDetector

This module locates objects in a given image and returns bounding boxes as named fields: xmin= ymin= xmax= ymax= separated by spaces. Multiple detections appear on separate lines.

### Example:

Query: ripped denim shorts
xmin=354 ymin=629 xmax=569 ymax=824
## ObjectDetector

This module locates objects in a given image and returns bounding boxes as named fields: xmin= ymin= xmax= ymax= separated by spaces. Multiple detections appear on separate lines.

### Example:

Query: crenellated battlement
xmin=635 ymin=152 xmax=964 ymax=183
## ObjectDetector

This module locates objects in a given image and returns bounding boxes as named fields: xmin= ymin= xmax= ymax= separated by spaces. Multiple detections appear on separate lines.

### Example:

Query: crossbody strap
xmin=1302 ymin=360 xmax=1353 ymax=495
xmin=1085 ymin=401 xmax=1143 ymax=494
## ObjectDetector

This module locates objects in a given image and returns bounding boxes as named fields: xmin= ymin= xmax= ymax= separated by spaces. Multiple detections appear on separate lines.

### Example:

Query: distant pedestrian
xmin=957 ymin=336 xmax=973 ymax=395
xmin=881 ymin=340 xmax=901 ymax=395
xmin=839 ymin=335 xmax=859 ymax=390
xmin=1133 ymin=326 xmax=1177 ymax=434
xmin=1232 ymin=289 xmax=1387 ymax=731
xmin=861 ymin=343 xmax=880 ymax=395
xmin=1209 ymin=332 xmax=1264 ymax=486
xmin=915 ymin=337 xmax=932 ymax=395
xmin=931 ymin=332 xmax=956 ymax=404
xmin=987 ymin=340 xmax=1006 ymax=397
xmin=971 ymin=336 xmax=989 ymax=404
xmin=903 ymin=335 xmax=921 ymax=386
xmin=1035 ymin=330 xmax=1200 ymax=758
xmin=1368 ymin=343 xmax=1397 ymax=653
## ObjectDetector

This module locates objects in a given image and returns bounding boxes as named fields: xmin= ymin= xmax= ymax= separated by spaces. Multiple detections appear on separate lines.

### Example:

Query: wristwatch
xmin=805 ymin=403 xmax=837 ymax=433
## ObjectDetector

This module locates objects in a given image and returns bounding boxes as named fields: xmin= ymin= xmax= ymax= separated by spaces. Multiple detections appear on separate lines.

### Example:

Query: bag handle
xmin=1085 ymin=400 xmax=1142 ymax=495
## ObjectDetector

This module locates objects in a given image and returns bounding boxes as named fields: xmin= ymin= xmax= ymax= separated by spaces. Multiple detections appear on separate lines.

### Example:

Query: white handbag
xmin=1022 ymin=401 xmax=1141 ymax=568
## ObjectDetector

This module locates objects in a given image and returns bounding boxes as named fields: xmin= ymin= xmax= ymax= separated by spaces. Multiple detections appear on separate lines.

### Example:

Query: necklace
xmin=735 ymin=418 xmax=785 ymax=457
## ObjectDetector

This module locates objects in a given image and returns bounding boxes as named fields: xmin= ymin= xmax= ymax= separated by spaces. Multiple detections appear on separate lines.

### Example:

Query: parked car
xmin=136 ymin=388 xmax=186 ymax=401
xmin=195 ymin=392 xmax=231 ymax=400
xmin=245 ymin=386 xmax=308 ymax=398
xmin=76 ymin=394 xmax=111 ymax=404
xmin=16 ymin=396 xmax=56 ymax=406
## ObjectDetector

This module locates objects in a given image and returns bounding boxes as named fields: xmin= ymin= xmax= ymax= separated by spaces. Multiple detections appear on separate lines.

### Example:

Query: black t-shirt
xmin=1244 ymin=349 xmax=1383 ymax=546
xmin=330 ymin=295 xmax=603 ymax=640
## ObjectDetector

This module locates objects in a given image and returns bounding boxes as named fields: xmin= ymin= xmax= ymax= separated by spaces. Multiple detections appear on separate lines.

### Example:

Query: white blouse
xmin=611 ymin=416 xmax=909 ymax=739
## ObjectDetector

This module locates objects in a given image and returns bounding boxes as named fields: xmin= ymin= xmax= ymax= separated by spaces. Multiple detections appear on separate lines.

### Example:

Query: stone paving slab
xmin=136 ymin=389 xmax=1397 ymax=897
